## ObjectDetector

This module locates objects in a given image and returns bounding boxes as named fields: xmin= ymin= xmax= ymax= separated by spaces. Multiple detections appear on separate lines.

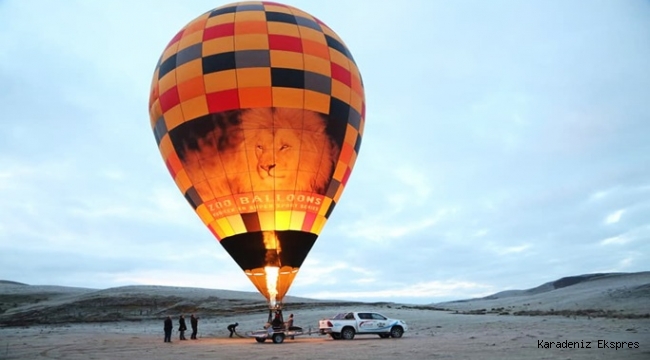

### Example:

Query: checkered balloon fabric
xmin=148 ymin=1 xmax=365 ymax=240
xmin=147 ymin=0 xmax=365 ymax=306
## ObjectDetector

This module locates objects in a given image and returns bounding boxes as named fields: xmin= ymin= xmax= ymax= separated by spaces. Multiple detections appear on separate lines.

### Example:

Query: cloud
xmin=339 ymin=209 xmax=450 ymax=243
xmin=494 ymin=244 xmax=532 ymax=256
xmin=304 ymin=280 xmax=495 ymax=303
xmin=589 ymin=189 xmax=612 ymax=201
xmin=599 ymin=225 xmax=650 ymax=246
xmin=293 ymin=260 xmax=376 ymax=287
xmin=473 ymin=229 xmax=489 ymax=237
xmin=594 ymin=250 xmax=646 ymax=274
xmin=392 ymin=165 xmax=433 ymax=201
xmin=604 ymin=209 xmax=625 ymax=224
xmin=66 ymin=185 xmax=199 ymax=228
xmin=600 ymin=235 xmax=630 ymax=246
xmin=107 ymin=269 xmax=252 ymax=291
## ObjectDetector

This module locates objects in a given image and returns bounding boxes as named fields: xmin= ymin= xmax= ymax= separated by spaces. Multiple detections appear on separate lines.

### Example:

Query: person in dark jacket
xmin=271 ymin=311 xmax=283 ymax=329
xmin=227 ymin=322 xmax=239 ymax=338
xmin=164 ymin=316 xmax=173 ymax=343
xmin=190 ymin=314 xmax=199 ymax=339
xmin=178 ymin=314 xmax=187 ymax=340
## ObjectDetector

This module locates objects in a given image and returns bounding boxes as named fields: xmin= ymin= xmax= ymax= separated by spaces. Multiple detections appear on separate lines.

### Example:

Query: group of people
xmin=163 ymin=313 xmax=242 ymax=342
xmin=163 ymin=314 xmax=199 ymax=342
xmin=266 ymin=311 xmax=296 ymax=339
xmin=270 ymin=312 xmax=294 ymax=329
xmin=163 ymin=312 xmax=297 ymax=342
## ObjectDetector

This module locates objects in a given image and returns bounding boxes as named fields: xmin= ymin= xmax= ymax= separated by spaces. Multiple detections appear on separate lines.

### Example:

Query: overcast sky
xmin=0 ymin=0 xmax=648 ymax=305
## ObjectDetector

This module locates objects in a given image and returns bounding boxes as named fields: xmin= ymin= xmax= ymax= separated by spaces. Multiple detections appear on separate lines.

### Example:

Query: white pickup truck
xmin=318 ymin=311 xmax=408 ymax=340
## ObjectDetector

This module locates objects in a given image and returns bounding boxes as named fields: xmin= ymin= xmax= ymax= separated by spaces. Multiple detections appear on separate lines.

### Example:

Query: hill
xmin=434 ymin=271 xmax=650 ymax=318
xmin=0 ymin=283 xmax=366 ymax=327
xmin=2 ymin=271 xmax=648 ymax=326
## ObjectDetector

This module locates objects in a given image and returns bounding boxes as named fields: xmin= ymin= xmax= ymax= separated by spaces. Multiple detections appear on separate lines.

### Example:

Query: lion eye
xmin=256 ymin=145 xmax=263 ymax=151
xmin=280 ymin=144 xmax=290 ymax=151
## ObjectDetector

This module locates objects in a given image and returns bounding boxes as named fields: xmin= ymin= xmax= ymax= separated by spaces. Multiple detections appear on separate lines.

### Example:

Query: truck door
xmin=370 ymin=313 xmax=389 ymax=330
xmin=357 ymin=313 xmax=377 ymax=332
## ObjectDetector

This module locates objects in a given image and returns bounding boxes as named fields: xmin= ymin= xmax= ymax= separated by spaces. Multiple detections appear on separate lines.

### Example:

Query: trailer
xmin=244 ymin=327 xmax=314 ymax=344
xmin=243 ymin=308 xmax=319 ymax=344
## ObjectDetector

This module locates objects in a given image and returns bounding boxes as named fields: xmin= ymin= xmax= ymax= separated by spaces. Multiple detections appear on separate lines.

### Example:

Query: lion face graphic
xmin=250 ymin=126 xmax=298 ymax=180
xmin=178 ymin=107 xmax=339 ymax=200
xmin=238 ymin=107 xmax=338 ymax=194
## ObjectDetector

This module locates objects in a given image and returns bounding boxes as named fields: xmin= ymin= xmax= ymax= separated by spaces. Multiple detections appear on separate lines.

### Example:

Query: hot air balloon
xmin=148 ymin=1 xmax=364 ymax=309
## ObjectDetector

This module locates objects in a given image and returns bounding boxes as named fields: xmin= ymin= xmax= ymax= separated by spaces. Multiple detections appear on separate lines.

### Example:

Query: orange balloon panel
xmin=148 ymin=1 xmax=364 ymax=305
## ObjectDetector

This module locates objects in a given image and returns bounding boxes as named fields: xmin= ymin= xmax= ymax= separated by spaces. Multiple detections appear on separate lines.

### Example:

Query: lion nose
xmin=261 ymin=163 xmax=276 ymax=172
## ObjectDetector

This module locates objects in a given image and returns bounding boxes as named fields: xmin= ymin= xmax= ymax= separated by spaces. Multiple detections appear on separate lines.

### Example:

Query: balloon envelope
xmin=148 ymin=1 xmax=365 ymax=306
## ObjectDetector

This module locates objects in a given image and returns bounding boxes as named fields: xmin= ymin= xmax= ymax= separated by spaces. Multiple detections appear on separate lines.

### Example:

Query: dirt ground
xmin=1 ymin=309 xmax=648 ymax=360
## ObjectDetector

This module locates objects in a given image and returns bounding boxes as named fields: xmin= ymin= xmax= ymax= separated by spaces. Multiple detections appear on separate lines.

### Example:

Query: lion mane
xmin=179 ymin=108 xmax=339 ymax=200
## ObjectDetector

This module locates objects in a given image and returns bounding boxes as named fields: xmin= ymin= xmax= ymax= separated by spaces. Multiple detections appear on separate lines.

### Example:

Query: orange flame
xmin=263 ymin=231 xmax=281 ymax=307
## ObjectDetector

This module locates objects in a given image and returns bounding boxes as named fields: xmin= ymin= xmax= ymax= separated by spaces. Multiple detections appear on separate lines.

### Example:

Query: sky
xmin=0 ymin=0 xmax=649 ymax=305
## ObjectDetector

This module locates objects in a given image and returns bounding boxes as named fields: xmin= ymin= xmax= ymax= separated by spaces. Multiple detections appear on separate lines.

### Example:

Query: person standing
xmin=164 ymin=316 xmax=173 ymax=343
xmin=286 ymin=313 xmax=295 ymax=339
xmin=286 ymin=313 xmax=294 ymax=329
xmin=178 ymin=314 xmax=187 ymax=340
xmin=190 ymin=314 xmax=199 ymax=340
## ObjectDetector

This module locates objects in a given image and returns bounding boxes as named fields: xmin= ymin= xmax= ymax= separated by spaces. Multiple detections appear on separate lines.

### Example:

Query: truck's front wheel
xmin=341 ymin=327 xmax=355 ymax=340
